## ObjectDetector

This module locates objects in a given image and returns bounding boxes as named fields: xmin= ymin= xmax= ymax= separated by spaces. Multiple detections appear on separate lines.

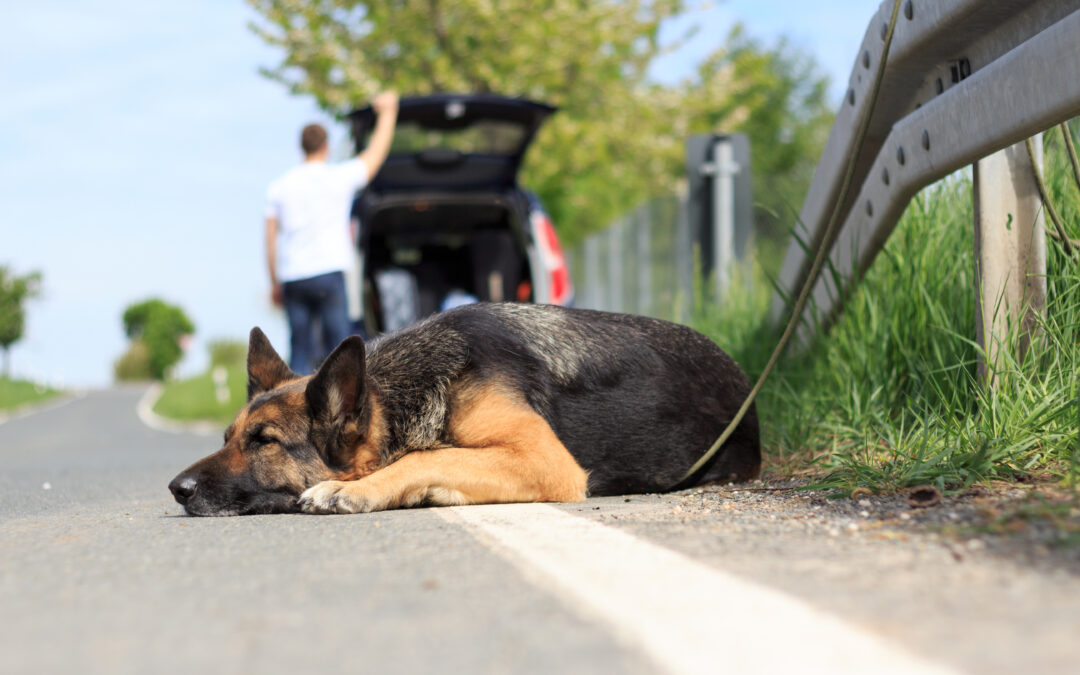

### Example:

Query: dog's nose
xmin=169 ymin=476 xmax=198 ymax=505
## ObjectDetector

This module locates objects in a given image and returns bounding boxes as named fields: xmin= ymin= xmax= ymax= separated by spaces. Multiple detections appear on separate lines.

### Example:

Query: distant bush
xmin=208 ymin=339 xmax=246 ymax=369
xmin=114 ymin=340 xmax=154 ymax=381
xmin=120 ymin=299 xmax=194 ymax=380
xmin=0 ymin=266 xmax=42 ymax=378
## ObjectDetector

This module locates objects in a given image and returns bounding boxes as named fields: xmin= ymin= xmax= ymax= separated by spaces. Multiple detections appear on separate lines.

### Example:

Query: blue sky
xmin=2 ymin=1 xmax=876 ymax=388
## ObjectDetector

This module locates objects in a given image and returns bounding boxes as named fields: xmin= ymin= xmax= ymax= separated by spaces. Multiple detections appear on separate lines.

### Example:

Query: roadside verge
xmin=0 ymin=391 xmax=85 ymax=427
xmin=135 ymin=383 xmax=221 ymax=436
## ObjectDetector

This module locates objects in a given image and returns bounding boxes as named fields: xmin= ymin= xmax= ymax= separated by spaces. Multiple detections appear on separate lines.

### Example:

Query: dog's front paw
xmin=298 ymin=481 xmax=345 ymax=514
xmin=297 ymin=480 xmax=388 ymax=514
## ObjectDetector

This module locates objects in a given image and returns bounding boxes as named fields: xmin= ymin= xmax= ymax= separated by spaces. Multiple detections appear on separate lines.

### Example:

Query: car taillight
xmin=533 ymin=211 xmax=572 ymax=305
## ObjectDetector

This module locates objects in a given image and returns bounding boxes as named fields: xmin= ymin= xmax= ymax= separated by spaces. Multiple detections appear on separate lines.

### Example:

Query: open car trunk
xmin=358 ymin=193 xmax=535 ymax=333
xmin=349 ymin=94 xmax=561 ymax=334
xmin=349 ymin=94 xmax=556 ymax=192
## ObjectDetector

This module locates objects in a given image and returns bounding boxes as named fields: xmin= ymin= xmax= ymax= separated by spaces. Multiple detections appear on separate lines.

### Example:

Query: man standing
xmin=265 ymin=92 xmax=398 ymax=373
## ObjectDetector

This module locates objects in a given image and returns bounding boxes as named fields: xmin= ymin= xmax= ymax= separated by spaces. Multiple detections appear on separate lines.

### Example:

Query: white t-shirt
xmin=265 ymin=159 xmax=369 ymax=283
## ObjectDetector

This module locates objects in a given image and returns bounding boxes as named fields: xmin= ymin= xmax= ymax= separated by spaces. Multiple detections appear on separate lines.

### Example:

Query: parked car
xmin=348 ymin=94 xmax=573 ymax=334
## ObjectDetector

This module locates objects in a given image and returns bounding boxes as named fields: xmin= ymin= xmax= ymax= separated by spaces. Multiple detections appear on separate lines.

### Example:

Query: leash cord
xmin=676 ymin=0 xmax=905 ymax=486
xmin=1026 ymin=134 xmax=1076 ymax=259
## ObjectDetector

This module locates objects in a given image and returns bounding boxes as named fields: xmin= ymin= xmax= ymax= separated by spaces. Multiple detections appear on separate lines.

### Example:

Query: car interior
xmin=358 ymin=198 xmax=532 ymax=332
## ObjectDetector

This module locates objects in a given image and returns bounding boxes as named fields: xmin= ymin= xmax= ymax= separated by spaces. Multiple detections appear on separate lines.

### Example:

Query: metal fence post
xmin=675 ymin=197 xmax=692 ymax=324
xmin=584 ymin=235 xmax=602 ymax=310
xmin=637 ymin=205 xmax=652 ymax=316
xmin=973 ymin=134 xmax=1048 ymax=386
xmin=608 ymin=218 xmax=624 ymax=313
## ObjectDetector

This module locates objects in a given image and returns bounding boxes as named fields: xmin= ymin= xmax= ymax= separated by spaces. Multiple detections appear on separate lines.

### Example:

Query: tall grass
xmin=693 ymin=128 xmax=1080 ymax=494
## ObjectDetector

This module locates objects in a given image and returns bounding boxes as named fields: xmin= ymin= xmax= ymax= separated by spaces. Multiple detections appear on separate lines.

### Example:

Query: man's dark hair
xmin=300 ymin=124 xmax=328 ymax=155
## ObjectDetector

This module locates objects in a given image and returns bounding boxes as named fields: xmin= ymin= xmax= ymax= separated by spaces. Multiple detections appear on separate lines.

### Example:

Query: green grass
xmin=0 ymin=377 xmax=61 ymax=411
xmin=694 ymin=128 xmax=1080 ymax=496
xmin=153 ymin=365 xmax=248 ymax=427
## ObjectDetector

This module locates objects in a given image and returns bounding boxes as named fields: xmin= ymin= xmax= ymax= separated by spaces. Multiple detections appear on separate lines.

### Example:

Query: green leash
xmin=677 ymin=0 xmax=906 ymax=486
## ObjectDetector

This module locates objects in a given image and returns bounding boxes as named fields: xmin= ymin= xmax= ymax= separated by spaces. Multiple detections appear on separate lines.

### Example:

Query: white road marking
xmin=135 ymin=383 xmax=219 ymax=436
xmin=440 ymin=503 xmax=960 ymax=675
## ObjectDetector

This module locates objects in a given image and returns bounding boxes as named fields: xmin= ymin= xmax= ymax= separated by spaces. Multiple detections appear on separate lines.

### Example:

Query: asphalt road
xmin=2 ymin=389 xmax=1078 ymax=674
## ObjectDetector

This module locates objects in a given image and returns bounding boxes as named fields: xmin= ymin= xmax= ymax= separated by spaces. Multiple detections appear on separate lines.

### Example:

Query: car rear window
xmin=381 ymin=119 xmax=529 ymax=156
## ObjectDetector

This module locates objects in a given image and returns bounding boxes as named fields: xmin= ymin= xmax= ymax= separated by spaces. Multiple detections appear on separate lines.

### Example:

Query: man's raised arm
xmin=358 ymin=91 xmax=399 ymax=179
xmin=265 ymin=215 xmax=283 ymax=307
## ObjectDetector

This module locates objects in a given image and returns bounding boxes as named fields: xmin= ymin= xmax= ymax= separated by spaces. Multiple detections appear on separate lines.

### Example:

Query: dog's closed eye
xmin=245 ymin=425 xmax=281 ymax=449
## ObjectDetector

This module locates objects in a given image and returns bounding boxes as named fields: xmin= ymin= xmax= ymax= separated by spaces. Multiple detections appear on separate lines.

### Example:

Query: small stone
xmin=906 ymin=485 xmax=942 ymax=508
xmin=900 ymin=513 xmax=911 ymax=521
xmin=859 ymin=510 xmax=870 ymax=518
xmin=857 ymin=499 xmax=871 ymax=507
xmin=42 ymin=482 xmax=51 ymax=490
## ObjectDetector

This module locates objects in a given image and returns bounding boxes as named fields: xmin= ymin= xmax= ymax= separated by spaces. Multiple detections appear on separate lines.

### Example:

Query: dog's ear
xmin=305 ymin=335 xmax=367 ymax=432
xmin=247 ymin=327 xmax=295 ymax=400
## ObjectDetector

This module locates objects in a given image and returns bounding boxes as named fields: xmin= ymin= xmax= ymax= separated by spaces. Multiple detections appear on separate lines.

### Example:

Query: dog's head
xmin=168 ymin=328 xmax=377 ymax=516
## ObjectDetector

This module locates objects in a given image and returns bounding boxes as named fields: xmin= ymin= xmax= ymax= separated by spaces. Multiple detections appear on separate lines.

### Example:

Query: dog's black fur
xmin=407 ymin=303 xmax=760 ymax=493
xmin=169 ymin=303 xmax=759 ymax=515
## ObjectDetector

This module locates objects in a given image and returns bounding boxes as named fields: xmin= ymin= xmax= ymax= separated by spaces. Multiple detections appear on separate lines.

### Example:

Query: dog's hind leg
xmin=298 ymin=386 xmax=588 ymax=514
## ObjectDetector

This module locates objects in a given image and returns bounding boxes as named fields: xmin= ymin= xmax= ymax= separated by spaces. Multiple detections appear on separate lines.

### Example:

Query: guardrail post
xmin=973 ymin=134 xmax=1047 ymax=386
xmin=711 ymin=138 xmax=736 ymax=297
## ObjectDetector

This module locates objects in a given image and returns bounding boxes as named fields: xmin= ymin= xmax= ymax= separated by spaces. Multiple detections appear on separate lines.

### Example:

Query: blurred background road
xmin=3 ymin=390 xmax=1078 ymax=675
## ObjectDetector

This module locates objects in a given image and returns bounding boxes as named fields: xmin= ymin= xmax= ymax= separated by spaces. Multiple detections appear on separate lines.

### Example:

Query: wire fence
xmin=566 ymin=195 xmax=694 ymax=323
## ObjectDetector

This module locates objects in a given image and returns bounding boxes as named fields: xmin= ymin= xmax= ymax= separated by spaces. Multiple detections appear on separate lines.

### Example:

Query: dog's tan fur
xmin=300 ymin=380 xmax=588 ymax=514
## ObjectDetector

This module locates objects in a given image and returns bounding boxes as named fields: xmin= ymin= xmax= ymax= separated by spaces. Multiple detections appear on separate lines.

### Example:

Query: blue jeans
xmin=282 ymin=271 xmax=352 ymax=374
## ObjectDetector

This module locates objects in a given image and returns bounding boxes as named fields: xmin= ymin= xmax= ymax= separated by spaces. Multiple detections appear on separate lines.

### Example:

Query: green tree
xmin=678 ymin=26 xmax=832 ymax=271
xmin=247 ymin=1 xmax=831 ymax=247
xmin=0 ymin=266 xmax=42 ymax=378
xmin=117 ymin=299 xmax=195 ymax=381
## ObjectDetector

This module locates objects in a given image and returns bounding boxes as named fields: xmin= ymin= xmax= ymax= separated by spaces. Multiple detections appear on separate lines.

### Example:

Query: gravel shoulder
xmin=557 ymin=482 xmax=1080 ymax=675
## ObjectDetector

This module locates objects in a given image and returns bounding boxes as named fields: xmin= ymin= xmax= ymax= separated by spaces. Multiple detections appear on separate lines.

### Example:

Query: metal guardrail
xmin=770 ymin=0 xmax=1080 ymax=338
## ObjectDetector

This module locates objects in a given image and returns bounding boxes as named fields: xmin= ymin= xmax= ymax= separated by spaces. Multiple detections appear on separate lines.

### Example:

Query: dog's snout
xmin=169 ymin=476 xmax=198 ymax=505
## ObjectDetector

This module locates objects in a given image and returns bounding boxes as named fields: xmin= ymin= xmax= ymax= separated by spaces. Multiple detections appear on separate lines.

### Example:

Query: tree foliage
xmin=114 ymin=340 xmax=154 ymax=382
xmin=118 ymin=299 xmax=195 ymax=381
xmin=247 ymin=1 xmax=831 ymax=249
xmin=679 ymin=26 xmax=832 ymax=266
xmin=0 ymin=266 xmax=42 ymax=377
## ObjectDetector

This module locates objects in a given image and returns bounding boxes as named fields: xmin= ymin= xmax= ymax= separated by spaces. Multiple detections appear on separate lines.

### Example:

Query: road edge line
xmin=135 ymin=384 xmax=219 ymax=436
xmin=441 ymin=503 xmax=961 ymax=675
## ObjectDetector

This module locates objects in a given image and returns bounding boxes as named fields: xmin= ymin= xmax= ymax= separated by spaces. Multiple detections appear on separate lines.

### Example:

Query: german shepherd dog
xmin=168 ymin=303 xmax=760 ymax=516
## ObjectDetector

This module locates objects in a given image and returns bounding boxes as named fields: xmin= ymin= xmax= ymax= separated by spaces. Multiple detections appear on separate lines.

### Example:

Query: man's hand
xmin=372 ymin=91 xmax=399 ymax=116
xmin=271 ymin=282 xmax=284 ymax=308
